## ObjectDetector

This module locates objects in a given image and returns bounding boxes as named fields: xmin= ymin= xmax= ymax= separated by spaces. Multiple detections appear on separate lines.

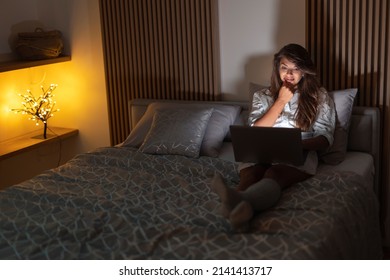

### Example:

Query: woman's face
xmin=279 ymin=57 xmax=304 ymax=87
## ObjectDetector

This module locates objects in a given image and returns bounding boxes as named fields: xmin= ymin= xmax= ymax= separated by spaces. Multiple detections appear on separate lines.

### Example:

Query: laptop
xmin=229 ymin=125 xmax=304 ymax=165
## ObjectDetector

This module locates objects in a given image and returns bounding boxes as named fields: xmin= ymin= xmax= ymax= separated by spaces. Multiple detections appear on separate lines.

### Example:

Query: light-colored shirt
xmin=248 ymin=87 xmax=336 ymax=145
xmin=244 ymin=87 xmax=336 ymax=175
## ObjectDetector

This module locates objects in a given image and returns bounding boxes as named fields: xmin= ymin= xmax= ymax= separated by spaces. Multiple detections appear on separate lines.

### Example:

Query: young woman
xmin=212 ymin=43 xmax=336 ymax=231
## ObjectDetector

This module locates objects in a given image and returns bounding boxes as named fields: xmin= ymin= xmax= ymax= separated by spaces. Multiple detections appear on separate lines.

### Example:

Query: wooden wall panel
xmin=99 ymin=0 xmax=220 ymax=145
xmin=307 ymin=0 xmax=390 ymax=247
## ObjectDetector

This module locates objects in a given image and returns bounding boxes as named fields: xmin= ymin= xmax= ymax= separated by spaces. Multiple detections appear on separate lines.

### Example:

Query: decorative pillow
xmin=122 ymin=102 xmax=241 ymax=157
xmin=139 ymin=108 xmax=213 ymax=158
xmin=320 ymin=88 xmax=358 ymax=164
xmin=200 ymin=105 xmax=241 ymax=157
xmin=249 ymin=82 xmax=266 ymax=97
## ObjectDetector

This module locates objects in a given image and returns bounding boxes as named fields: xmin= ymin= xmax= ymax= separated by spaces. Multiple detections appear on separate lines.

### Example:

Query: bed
xmin=0 ymin=95 xmax=383 ymax=260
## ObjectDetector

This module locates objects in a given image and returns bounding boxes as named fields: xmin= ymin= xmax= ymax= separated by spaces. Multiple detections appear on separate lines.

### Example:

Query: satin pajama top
xmin=245 ymin=87 xmax=336 ymax=175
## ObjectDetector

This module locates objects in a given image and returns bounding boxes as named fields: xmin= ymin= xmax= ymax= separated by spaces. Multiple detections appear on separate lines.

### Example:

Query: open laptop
xmin=229 ymin=125 xmax=304 ymax=165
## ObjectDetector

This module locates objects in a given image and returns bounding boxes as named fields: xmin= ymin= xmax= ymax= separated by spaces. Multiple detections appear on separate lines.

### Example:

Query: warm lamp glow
xmin=11 ymin=84 xmax=60 ymax=139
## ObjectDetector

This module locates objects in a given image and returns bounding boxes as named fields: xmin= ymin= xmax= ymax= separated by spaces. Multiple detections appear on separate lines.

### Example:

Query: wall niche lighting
xmin=11 ymin=84 xmax=60 ymax=139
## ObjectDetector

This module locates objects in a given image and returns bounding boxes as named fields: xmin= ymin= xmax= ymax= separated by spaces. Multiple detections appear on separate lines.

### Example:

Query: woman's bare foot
xmin=211 ymin=173 xmax=242 ymax=218
xmin=229 ymin=201 xmax=253 ymax=232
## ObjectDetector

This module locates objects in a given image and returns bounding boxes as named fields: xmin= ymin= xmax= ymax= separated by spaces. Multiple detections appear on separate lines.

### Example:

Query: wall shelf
xmin=0 ymin=55 xmax=71 ymax=73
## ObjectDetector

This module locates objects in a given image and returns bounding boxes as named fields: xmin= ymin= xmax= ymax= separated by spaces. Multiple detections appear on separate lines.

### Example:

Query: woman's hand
xmin=277 ymin=81 xmax=294 ymax=104
xmin=253 ymin=82 xmax=294 ymax=127
xmin=302 ymin=135 xmax=329 ymax=151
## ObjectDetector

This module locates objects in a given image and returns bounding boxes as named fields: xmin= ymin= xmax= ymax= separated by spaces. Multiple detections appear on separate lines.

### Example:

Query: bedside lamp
xmin=11 ymin=84 xmax=60 ymax=139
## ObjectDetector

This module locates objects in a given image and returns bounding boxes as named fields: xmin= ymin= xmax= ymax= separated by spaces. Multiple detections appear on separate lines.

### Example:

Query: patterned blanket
xmin=0 ymin=147 xmax=382 ymax=259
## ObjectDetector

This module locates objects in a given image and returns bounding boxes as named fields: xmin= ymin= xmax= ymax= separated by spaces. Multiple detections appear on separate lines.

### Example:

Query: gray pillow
xmin=123 ymin=102 xmax=241 ymax=157
xmin=200 ymin=105 xmax=241 ymax=157
xmin=249 ymin=82 xmax=266 ymax=98
xmin=320 ymin=88 xmax=358 ymax=164
xmin=139 ymin=108 xmax=213 ymax=158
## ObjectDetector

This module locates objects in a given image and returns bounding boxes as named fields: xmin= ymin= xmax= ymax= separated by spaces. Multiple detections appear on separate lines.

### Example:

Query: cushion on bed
xmin=249 ymin=82 xmax=266 ymax=99
xmin=320 ymin=88 xmax=357 ymax=164
xmin=223 ymin=82 xmax=263 ymax=141
xmin=123 ymin=102 xmax=241 ymax=157
xmin=201 ymin=105 xmax=242 ymax=156
xmin=139 ymin=108 xmax=213 ymax=157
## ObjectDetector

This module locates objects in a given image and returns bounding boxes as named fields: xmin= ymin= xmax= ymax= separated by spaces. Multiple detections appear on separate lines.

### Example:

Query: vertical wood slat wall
xmin=99 ymin=0 xmax=220 ymax=145
xmin=306 ymin=0 xmax=390 ymax=246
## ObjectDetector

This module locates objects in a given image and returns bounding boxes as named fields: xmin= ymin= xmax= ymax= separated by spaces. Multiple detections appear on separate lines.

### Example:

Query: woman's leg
xmin=211 ymin=173 xmax=254 ymax=231
xmin=211 ymin=163 xmax=269 ymax=217
xmin=212 ymin=164 xmax=311 ymax=230
xmin=236 ymin=164 xmax=270 ymax=191
xmin=239 ymin=164 xmax=311 ymax=212
xmin=211 ymin=173 xmax=242 ymax=218
xmin=263 ymin=164 xmax=312 ymax=189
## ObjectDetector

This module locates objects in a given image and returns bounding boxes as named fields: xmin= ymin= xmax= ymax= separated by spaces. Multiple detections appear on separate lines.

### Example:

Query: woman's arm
xmin=302 ymin=135 xmax=329 ymax=151
xmin=253 ymin=82 xmax=294 ymax=127
xmin=253 ymin=98 xmax=286 ymax=127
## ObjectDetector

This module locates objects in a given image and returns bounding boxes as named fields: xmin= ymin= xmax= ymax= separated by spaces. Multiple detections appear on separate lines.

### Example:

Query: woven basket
xmin=15 ymin=28 xmax=64 ymax=60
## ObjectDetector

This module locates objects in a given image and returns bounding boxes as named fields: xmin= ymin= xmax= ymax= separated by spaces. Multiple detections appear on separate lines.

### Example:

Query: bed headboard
xmin=129 ymin=99 xmax=381 ymax=190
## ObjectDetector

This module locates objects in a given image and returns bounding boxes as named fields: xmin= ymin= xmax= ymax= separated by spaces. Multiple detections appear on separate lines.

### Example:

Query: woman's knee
xmin=263 ymin=165 xmax=285 ymax=179
xmin=237 ymin=164 xmax=270 ymax=191
xmin=263 ymin=164 xmax=311 ymax=188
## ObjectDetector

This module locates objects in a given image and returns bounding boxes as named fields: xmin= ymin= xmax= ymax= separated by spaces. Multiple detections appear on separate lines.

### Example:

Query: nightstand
xmin=0 ymin=127 xmax=79 ymax=190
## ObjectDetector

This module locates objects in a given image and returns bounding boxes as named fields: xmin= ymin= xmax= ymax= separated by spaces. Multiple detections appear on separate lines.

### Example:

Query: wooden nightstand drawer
xmin=0 ymin=127 xmax=78 ymax=189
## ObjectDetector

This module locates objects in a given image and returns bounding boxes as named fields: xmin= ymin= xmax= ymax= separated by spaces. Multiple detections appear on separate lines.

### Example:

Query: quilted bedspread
xmin=0 ymin=147 xmax=382 ymax=259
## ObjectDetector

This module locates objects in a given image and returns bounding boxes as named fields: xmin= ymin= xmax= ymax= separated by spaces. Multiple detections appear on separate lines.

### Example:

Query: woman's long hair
xmin=269 ymin=44 xmax=322 ymax=131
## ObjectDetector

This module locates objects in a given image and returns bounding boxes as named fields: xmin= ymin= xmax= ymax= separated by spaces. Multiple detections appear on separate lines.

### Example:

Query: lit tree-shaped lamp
xmin=11 ymin=84 xmax=59 ymax=139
